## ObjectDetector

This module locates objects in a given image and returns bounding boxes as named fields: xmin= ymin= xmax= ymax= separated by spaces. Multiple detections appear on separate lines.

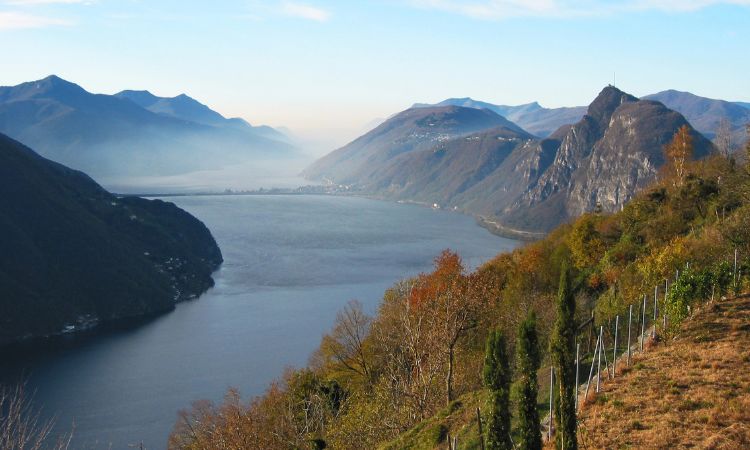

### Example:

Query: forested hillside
xmin=170 ymin=130 xmax=750 ymax=449
xmin=0 ymin=133 xmax=223 ymax=346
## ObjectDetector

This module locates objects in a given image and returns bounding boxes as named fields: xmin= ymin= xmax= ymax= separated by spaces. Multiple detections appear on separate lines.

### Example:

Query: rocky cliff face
xmin=306 ymin=86 xmax=715 ymax=234
xmin=508 ymin=88 xmax=713 ymax=228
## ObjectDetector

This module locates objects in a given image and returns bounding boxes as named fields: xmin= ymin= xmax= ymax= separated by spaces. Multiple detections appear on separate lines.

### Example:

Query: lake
xmin=0 ymin=194 xmax=519 ymax=449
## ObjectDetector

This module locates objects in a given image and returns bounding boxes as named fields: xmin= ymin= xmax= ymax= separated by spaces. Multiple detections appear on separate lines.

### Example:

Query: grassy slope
xmin=576 ymin=294 xmax=750 ymax=449
xmin=384 ymin=294 xmax=750 ymax=450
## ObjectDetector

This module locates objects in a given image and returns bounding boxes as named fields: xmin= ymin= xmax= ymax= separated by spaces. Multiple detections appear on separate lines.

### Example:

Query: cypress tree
xmin=515 ymin=311 xmax=542 ymax=450
xmin=550 ymin=264 xmax=577 ymax=450
xmin=483 ymin=329 xmax=512 ymax=450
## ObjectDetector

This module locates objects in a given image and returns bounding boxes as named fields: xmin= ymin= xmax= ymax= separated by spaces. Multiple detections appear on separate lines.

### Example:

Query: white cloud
xmin=280 ymin=1 xmax=330 ymax=21
xmin=409 ymin=0 xmax=750 ymax=19
xmin=0 ymin=10 xmax=71 ymax=29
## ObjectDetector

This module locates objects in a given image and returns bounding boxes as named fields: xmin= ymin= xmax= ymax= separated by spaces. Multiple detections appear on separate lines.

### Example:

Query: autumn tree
xmin=483 ymin=329 xmax=512 ymax=450
xmin=514 ymin=312 xmax=542 ymax=450
xmin=566 ymin=214 xmax=605 ymax=271
xmin=410 ymin=250 xmax=482 ymax=405
xmin=372 ymin=280 xmax=443 ymax=423
xmin=316 ymin=300 xmax=373 ymax=385
xmin=663 ymin=125 xmax=694 ymax=187
xmin=550 ymin=264 xmax=577 ymax=450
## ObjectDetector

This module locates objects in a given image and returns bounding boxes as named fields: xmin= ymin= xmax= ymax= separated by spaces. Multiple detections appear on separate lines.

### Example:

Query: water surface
xmin=1 ymin=195 xmax=519 ymax=449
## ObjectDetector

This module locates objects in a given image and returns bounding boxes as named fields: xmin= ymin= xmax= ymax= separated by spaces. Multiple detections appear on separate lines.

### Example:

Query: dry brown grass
xmin=575 ymin=295 xmax=750 ymax=450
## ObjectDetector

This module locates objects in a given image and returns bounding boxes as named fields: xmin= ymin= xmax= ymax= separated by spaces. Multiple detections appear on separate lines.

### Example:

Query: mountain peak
xmin=586 ymin=85 xmax=638 ymax=125
xmin=35 ymin=75 xmax=83 ymax=90
xmin=116 ymin=90 xmax=160 ymax=108
xmin=0 ymin=75 xmax=88 ymax=103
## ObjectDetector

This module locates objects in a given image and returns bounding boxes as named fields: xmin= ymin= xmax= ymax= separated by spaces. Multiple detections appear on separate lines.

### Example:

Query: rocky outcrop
xmin=306 ymin=86 xmax=715 ymax=234
xmin=509 ymin=88 xmax=713 ymax=227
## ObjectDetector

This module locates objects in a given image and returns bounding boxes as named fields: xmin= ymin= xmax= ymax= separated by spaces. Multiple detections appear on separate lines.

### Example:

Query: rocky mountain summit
xmin=306 ymin=86 xmax=714 ymax=234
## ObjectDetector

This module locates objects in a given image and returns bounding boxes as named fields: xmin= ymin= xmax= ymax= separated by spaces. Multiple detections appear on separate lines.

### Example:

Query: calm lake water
xmin=1 ymin=195 xmax=519 ymax=449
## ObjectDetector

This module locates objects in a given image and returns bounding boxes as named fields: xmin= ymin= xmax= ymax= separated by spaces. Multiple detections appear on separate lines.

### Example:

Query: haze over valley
xmin=1 ymin=1 xmax=750 ymax=449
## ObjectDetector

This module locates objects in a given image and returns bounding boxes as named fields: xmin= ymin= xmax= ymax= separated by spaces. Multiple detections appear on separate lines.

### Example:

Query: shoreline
xmin=121 ymin=187 xmax=547 ymax=242
xmin=124 ymin=188 xmax=547 ymax=242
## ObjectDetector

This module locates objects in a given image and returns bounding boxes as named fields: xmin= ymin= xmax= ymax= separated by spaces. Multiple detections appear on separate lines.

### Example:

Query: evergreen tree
xmin=483 ymin=329 xmax=513 ymax=450
xmin=515 ymin=311 xmax=542 ymax=450
xmin=550 ymin=264 xmax=577 ymax=450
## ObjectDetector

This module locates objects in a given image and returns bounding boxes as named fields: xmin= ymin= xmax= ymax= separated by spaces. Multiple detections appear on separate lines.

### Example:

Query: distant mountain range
xmin=413 ymin=98 xmax=587 ymax=138
xmin=306 ymin=86 xmax=716 ymax=234
xmin=115 ymin=89 xmax=289 ymax=142
xmin=0 ymin=75 xmax=295 ymax=182
xmin=0 ymin=132 xmax=223 ymax=346
xmin=414 ymin=91 xmax=749 ymax=145
xmin=304 ymin=105 xmax=525 ymax=183
xmin=644 ymin=90 xmax=750 ymax=145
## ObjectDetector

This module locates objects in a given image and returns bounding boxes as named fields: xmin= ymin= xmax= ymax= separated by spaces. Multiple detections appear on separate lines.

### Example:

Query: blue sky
xmin=1 ymin=0 xmax=749 ymax=146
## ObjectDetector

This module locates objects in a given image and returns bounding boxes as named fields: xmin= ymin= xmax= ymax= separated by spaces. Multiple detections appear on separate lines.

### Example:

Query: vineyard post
xmin=653 ymin=285 xmax=658 ymax=339
xmin=602 ymin=330 xmax=611 ymax=379
xmin=613 ymin=315 xmax=618 ymax=378
xmin=587 ymin=310 xmax=594 ymax=355
xmin=596 ymin=326 xmax=603 ymax=392
xmin=584 ymin=333 xmax=601 ymax=405
xmin=640 ymin=294 xmax=646 ymax=352
xmin=627 ymin=304 xmax=632 ymax=366
xmin=549 ymin=367 xmax=554 ymax=440
xmin=575 ymin=343 xmax=581 ymax=411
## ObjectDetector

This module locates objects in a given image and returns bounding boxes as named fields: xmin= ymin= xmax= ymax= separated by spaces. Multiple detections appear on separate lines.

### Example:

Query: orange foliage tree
xmin=409 ymin=250 xmax=488 ymax=405
xmin=663 ymin=125 xmax=694 ymax=187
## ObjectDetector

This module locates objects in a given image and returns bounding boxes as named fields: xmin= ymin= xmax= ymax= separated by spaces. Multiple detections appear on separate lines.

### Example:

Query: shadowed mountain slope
xmin=0 ymin=132 xmax=223 ymax=346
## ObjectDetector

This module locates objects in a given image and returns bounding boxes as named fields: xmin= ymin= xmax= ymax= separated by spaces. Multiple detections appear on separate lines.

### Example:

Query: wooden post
xmin=596 ymin=326 xmax=603 ymax=392
xmin=476 ymin=407 xmax=485 ymax=450
xmin=549 ymin=367 xmax=554 ymax=440
xmin=584 ymin=333 xmax=601 ymax=405
xmin=640 ymin=295 xmax=646 ymax=352
xmin=575 ymin=344 xmax=581 ymax=411
xmin=627 ymin=304 xmax=632 ymax=366
xmin=734 ymin=248 xmax=738 ymax=286
xmin=613 ymin=315 xmax=618 ymax=378
xmin=453 ymin=436 xmax=458 ymax=450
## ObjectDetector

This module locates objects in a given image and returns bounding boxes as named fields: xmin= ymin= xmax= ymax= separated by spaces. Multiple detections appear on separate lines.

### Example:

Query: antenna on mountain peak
xmin=613 ymin=72 xmax=616 ymax=88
